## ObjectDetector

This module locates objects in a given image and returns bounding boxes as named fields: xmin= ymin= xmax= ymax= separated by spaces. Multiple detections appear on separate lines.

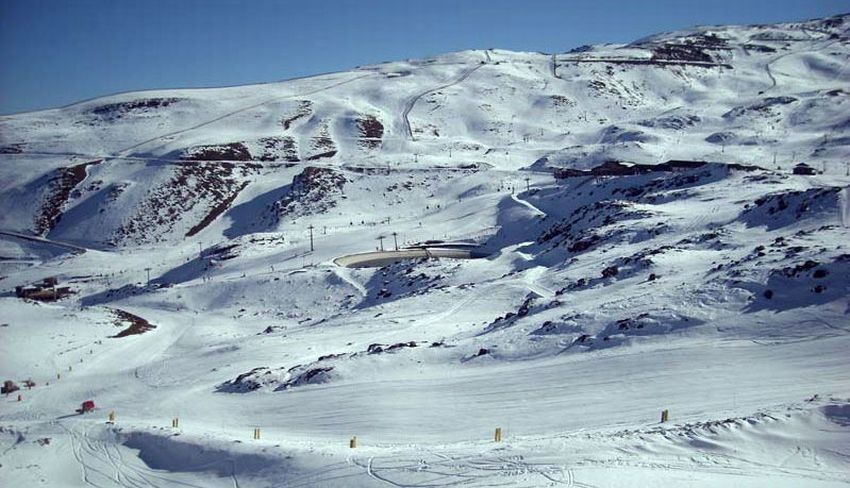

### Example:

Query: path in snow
xmin=0 ymin=229 xmax=88 ymax=253
xmin=401 ymin=63 xmax=485 ymax=141
xmin=510 ymin=193 xmax=547 ymax=217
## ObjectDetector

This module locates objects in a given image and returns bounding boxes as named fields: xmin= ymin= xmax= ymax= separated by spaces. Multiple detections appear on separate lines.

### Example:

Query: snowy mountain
xmin=1 ymin=14 xmax=849 ymax=487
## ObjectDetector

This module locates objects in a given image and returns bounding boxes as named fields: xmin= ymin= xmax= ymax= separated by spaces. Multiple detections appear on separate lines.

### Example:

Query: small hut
xmin=792 ymin=163 xmax=817 ymax=175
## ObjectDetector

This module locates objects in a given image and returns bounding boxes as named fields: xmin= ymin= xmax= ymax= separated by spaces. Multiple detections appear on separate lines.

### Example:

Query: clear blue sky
xmin=1 ymin=0 xmax=846 ymax=115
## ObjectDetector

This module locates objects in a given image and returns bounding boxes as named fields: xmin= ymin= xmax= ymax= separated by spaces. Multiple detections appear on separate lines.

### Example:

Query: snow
xmin=1 ymin=13 xmax=849 ymax=488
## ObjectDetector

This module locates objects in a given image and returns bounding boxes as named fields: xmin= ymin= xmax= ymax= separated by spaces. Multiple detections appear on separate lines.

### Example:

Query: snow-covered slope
xmin=1 ymin=14 xmax=849 ymax=487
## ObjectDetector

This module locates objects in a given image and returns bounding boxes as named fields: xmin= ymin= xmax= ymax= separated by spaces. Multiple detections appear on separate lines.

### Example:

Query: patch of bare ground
xmin=357 ymin=114 xmax=384 ymax=149
xmin=0 ymin=143 xmax=24 ymax=154
xmin=305 ymin=150 xmax=337 ymax=161
xmin=269 ymin=166 xmax=346 ymax=221
xmin=186 ymin=181 xmax=249 ymax=237
xmin=281 ymin=100 xmax=312 ymax=130
xmin=34 ymin=160 xmax=102 ymax=235
xmin=181 ymin=142 xmax=252 ymax=161
xmin=111 ymin=309 xmax=155 ymax=338
xmin=88 ymin=98 xmax=182 ymax=122
xmin=305 ymin=123 xmax=337 ymax=160
xmin=111 ymin=162 xmax=259 ymax=245
xmin=632 ymin=32 xmax=731 ymax=64
xmin=256 ymin=136 xmax=299 ymax=162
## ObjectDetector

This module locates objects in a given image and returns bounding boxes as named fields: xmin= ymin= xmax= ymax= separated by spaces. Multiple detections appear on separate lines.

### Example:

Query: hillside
xmin=1 ymin=14 xmax=849 ymax=487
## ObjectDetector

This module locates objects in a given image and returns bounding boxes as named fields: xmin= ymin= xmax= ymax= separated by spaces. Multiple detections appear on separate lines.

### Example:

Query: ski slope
xmin=1 ymin=13 xmax=849 ymax=488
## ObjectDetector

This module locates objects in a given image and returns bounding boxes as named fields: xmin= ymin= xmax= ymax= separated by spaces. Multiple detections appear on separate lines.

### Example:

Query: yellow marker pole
xmin=108 ymin=411 xmax=116 ymax=423
xmin=494 ymin=427 xmax=502 ymax=442
xmin=350 ymin=436 xmax=357 ymax=449
xmin=661 ymin=409 xmax=669 ymax=423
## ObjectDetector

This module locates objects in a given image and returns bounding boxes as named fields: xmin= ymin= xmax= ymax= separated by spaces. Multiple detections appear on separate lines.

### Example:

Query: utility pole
xmin=392 ymin=232 xmax=399 ymax=251
xmin=144 ymin=267 xmax=152 ymax=284
xmin=308 ymin=225 xmax=314 ymax=252
xmin=377 ymin=235 xmax=385 ymax=251
xmin=524 ymin=177 xmax=530 ymax=192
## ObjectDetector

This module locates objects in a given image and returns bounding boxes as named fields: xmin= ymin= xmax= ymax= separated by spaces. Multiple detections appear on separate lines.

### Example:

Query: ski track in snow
xmin=332 ymin=265 xmax=369 ymax=296
xmin=348 ymin=452 xmax=577 ymax=487
xmin=0 ymin=229 xmax=89 ymax=253
xmin=64 ymin=423 xmax=240 ymax=488
xmin=402 ymin=62 xmax=485 ymax=141
xmin=509 ymin=193 xmax=546 ymax=218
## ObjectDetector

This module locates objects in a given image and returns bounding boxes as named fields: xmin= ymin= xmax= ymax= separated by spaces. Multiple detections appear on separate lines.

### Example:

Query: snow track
xmin=764 ymin=57 xmax=779 ymax=91
xmin=332 ymin=266 xmax=368 ymax=295
xmin=510 ymin=193 xmax=546 ymax=218
xmin=401 ymin=63 xmax=484 ymax=141
xmin=64 ymin=424 xmax=237 ymax=488
xmin=348 ymin=451 xmax=578 ymax=487
xmin=0 ymin=229 xmax=89 ymax=253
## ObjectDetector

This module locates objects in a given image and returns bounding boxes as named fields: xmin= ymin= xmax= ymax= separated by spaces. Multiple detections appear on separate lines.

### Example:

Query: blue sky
xmin=1 ymin=0 xmax=847 ymax=115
